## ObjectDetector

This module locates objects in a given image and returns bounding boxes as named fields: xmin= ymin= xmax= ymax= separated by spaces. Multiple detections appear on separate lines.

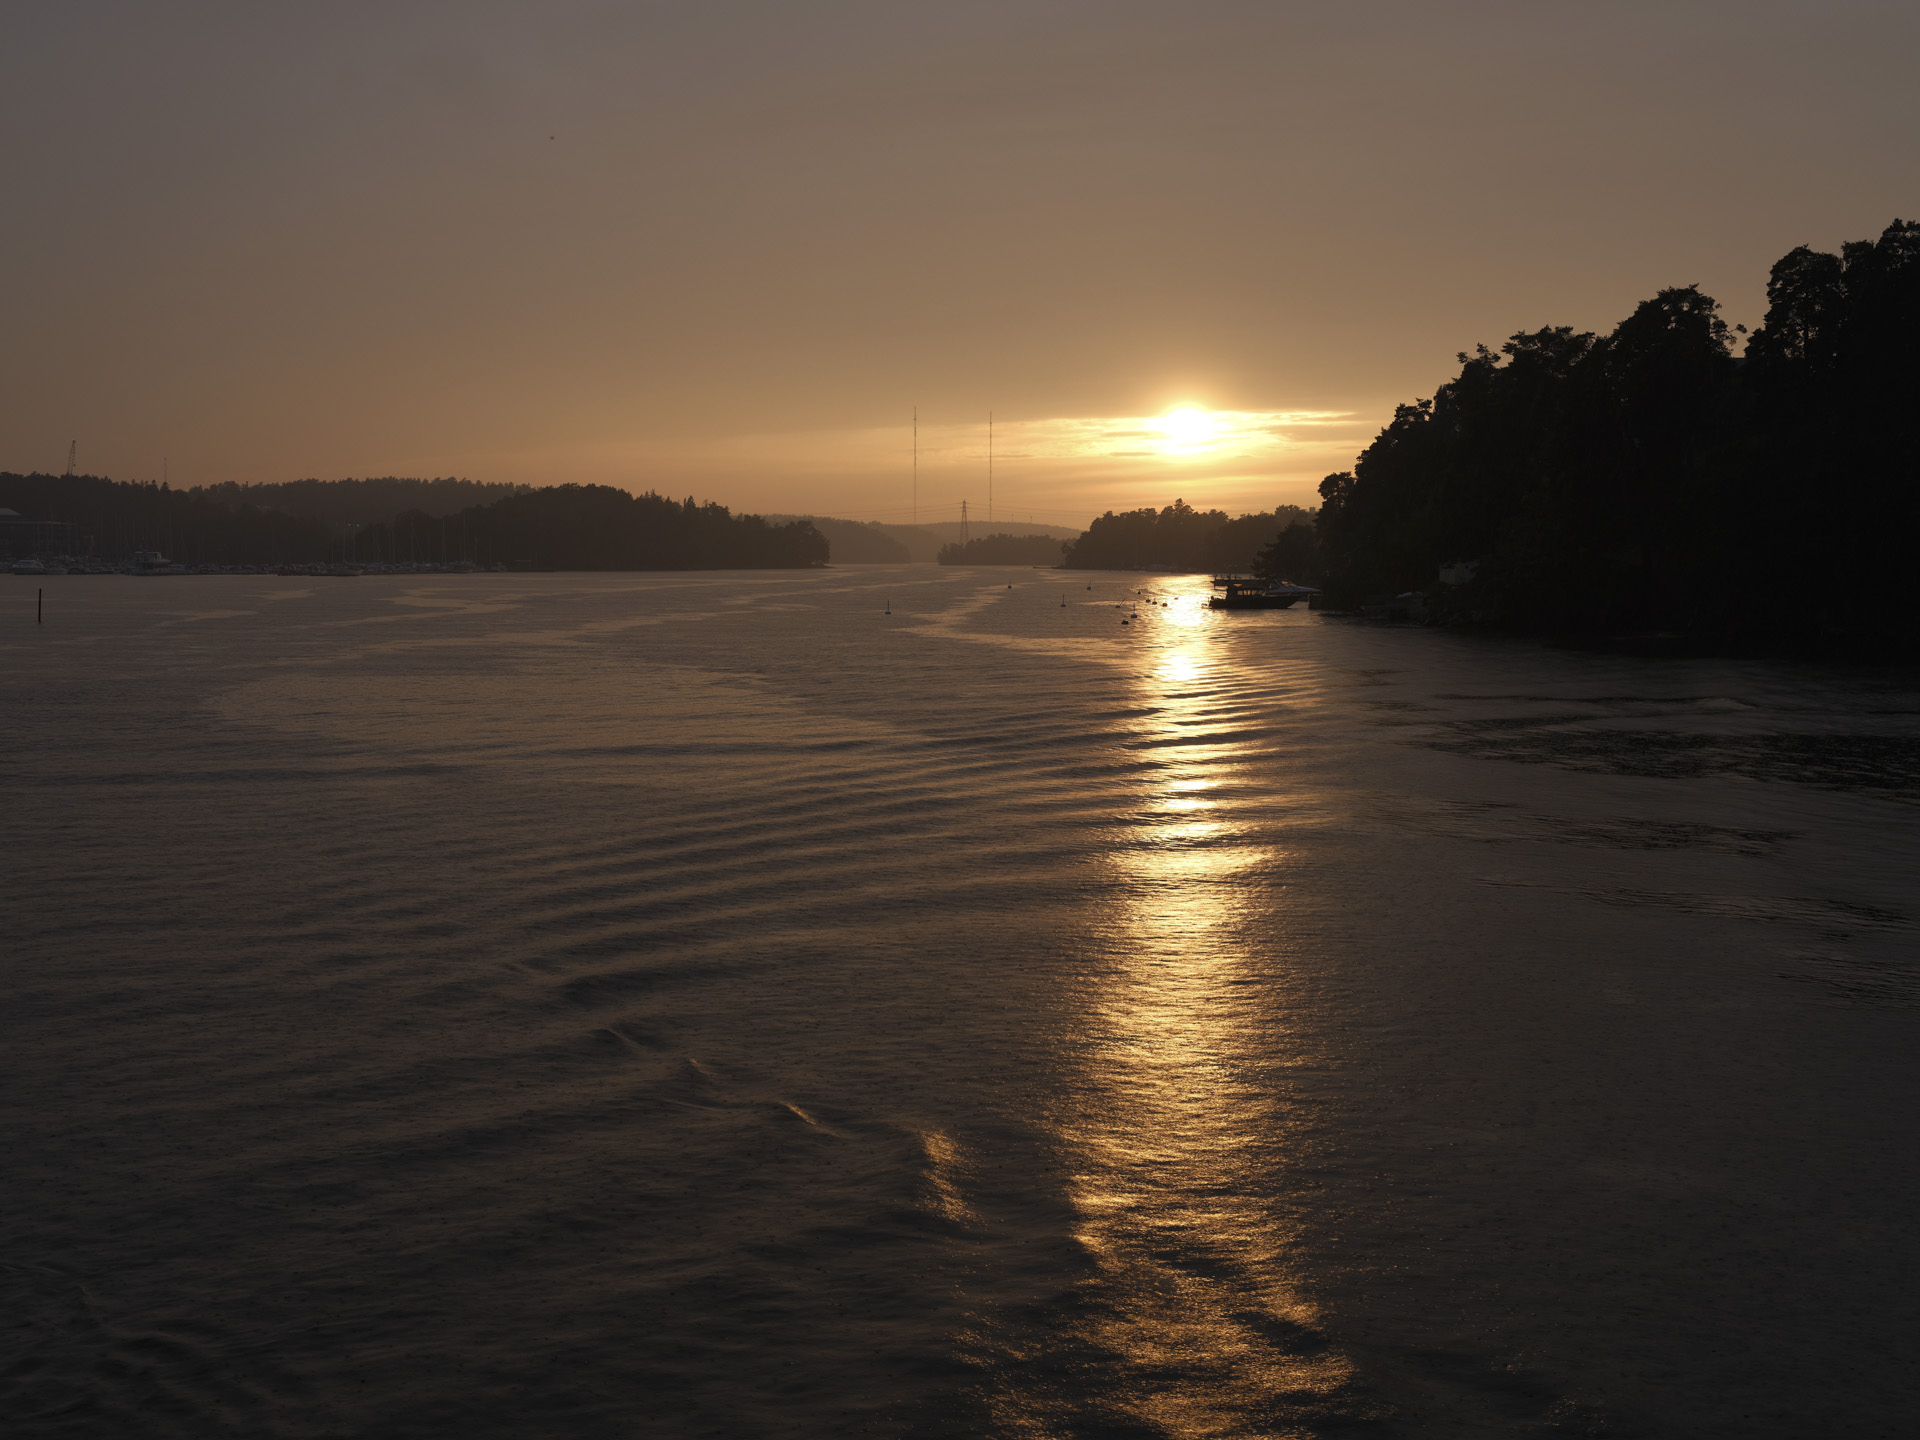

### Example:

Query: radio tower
xmin=961 ymin=499 xmax=969 ymax=544
xmin=64 ymin=441 xmax=76 ymax=477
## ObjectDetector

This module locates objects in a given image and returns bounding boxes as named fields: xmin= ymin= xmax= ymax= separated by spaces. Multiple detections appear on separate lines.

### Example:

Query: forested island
xmin=1315 ymin=218 xmax=1920 ymax=649
xmin=0 ymin=475 xmax=825 ymax=570
xmin=362 ymin=485 xmax=826 ymax=569
xmin=196 ymin=476 xmax=530 ymax=528
xmin=0 ymin=471 xmax=339 ymax=566
xmin=1062 ymin=501 xmax=1317 ymax=576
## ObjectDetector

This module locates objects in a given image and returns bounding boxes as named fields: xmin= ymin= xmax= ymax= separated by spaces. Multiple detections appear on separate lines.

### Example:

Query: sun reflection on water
xmin=1023 ymin=599 xmax=1356 ymax=1433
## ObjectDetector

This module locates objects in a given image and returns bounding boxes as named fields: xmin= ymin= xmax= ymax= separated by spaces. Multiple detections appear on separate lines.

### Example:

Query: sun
xmin=1155 ymin=406 xmax=1217 ymax=453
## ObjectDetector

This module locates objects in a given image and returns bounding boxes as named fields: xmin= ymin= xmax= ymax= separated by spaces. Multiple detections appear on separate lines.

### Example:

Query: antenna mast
xmin=64 ymin=441 xmax=76 ymax=477
xmin=961 ymin=498 xmax=969 ymax=544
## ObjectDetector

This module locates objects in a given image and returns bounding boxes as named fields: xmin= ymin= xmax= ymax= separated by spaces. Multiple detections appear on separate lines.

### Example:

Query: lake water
xmin=4 ymin=567 xmax=1916 ymax=1438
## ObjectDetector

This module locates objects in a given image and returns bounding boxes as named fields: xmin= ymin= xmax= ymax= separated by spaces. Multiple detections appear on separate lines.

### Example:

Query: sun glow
xmin=1155 ymin=406 xmax=1219 ymax=454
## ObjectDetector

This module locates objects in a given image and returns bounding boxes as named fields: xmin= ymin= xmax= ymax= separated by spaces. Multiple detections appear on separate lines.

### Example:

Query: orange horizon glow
xmin=4 ymin=5 xmax=1910 ymax=520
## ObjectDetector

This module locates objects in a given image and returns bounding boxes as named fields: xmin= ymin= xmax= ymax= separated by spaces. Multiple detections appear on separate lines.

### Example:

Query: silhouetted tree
xmin=1309 ymin=219 xmax=1920 ymax=649
xmin=1205 ymin=505 xmax=1316 ymax=573
xmin=1061 ymin=499 xmax=1229 ymax=569
xmin=1251 ymin=516 xmax=1320 ymax=583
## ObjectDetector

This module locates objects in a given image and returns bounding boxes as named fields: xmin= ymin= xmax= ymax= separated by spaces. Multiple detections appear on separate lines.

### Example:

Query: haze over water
xmin=5 ymin=569 xmax=1916 ymax=1437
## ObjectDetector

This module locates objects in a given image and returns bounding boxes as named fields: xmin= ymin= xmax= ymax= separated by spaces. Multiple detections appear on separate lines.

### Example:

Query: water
xmin=4 ymin=568 xmax=1916 ymax=1438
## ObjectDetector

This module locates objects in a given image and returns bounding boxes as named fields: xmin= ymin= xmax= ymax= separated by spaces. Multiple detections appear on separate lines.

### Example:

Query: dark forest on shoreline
xmin=363 ymin=486 xmax=827 ymax=571
xmin=0 ymin=477 xmax=826 ymax=571
xmin=1061 ymin=502 xmax=1318 ymax=577
xmin=6 ymin=220 xmax=1915 ymax=644
xmin=1315 ymin=218 xmax=1920 ymax=650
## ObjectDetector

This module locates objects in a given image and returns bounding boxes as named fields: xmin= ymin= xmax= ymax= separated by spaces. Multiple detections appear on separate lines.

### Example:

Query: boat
xmin=11 ymin=558 xmax=46 ymax=575
xmin=1208 ymin=579 xmax=1321 ymax=610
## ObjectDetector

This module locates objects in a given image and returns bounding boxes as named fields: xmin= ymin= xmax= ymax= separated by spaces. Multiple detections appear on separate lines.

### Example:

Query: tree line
xmin=362 ymin=485 xmax=826 ymax=569
xmin=195 ymin=476 xmax=528 ymax=527
xmin=0 ymin=474 xmax=827 ymax=569
xmin=1315 ymin=218 xmax=1920 ymax=647
xmin=937 ymin=533 xmax=1068 ymax=565
xmin=0 ymin=472 xmax=339 ymax=565
xmin=1061 ymin=500 xmax=1318 ymax=576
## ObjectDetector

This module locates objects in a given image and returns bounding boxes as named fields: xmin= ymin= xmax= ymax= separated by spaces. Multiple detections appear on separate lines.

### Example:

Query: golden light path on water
xmin=1065 ymin=595 xmax=1352 ymax=1435
xmin=930 ymin=581 xmax=1358 ymax=1437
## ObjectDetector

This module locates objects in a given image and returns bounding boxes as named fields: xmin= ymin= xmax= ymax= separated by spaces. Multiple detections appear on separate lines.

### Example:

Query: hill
xmin=937 ymin=533 xmax=1069 ymax=565
xmin=762 ymin=515 xmax=924 ymax=563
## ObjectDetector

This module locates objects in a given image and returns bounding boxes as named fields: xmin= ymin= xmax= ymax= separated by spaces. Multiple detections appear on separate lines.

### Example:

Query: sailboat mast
xmin=912 ymin=407 xmax=917 ymax=528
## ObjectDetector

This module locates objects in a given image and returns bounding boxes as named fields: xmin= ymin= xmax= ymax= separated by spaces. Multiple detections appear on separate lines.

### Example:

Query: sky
xmin=4 ymin=1 xmax=1917 ymax=527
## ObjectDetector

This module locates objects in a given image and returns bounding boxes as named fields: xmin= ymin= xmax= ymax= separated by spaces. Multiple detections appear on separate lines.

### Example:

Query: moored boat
xmin=1208 ymin=579 xmax=1321 ymax=610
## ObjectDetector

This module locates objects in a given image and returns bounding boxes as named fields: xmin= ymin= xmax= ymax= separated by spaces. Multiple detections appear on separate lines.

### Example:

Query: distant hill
xmin=937 ymin=533 xmax=1069 ymax=565
xmin=912 ymin=520 xmax=1083 ymax=543
xmin=763 ymin=515 xmax=924 ymax=563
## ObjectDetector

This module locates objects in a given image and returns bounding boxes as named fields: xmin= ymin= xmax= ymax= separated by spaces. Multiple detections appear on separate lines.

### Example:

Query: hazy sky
xmin=5 ymin=1 xmax=1916 ymax=525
